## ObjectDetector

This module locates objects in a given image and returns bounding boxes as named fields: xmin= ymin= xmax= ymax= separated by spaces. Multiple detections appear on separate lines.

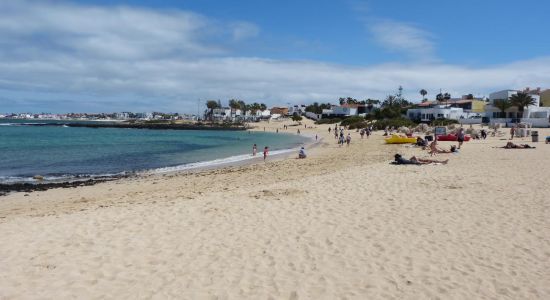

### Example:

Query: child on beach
xmin=252 ymin=144 xmax=257 ymax=156
xmin=263 ymin=146 xmax=269 ymax=161
xmin=298 ymin=147 xmax=307 ymax=159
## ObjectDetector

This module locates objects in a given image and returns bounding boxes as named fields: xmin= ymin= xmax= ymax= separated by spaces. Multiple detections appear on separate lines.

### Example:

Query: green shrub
xmin=315 ymin=118 xmax=342 ymax=124
xmin=340 ymin=116 xmax=366 ymax=126
xmin=349 ymin=121 xmax=368 ymax=129
xmin=371 ymin=118 xmax=417 ymax=130
xmin=430 ymin=118 xmax=459 ymax=126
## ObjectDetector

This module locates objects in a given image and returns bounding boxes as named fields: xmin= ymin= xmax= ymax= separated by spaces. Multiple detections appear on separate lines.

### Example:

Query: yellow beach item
xmin=384 ymin=134 xmax=417 ymax=144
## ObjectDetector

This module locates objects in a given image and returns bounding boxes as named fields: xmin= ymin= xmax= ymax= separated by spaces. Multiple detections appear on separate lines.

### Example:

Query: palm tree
xmin=443 ymin=93 xmax=451 ymax=103
xmin=228 ymin=99 xmax=241 ymax=118
xmin=205 ymin=100 xmax=219 ymax=121
xmin=493 ymin=99 xmax=512 ymax=119
xmin=419 ymin=89 xmax=427 ymax=102
xmin=509 ymin=92 xmax=536 ymax=121
xmin=436 ymin=93 xmax=444 ymax=105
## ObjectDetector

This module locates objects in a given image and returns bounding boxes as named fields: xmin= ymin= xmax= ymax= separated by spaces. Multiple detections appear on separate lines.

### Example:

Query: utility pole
xmin=197 ymin=99 xmax=201 ymax=121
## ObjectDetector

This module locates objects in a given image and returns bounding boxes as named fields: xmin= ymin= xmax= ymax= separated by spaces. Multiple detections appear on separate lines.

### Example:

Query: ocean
xmin=0 ymin=119 xmax=307 ymax=184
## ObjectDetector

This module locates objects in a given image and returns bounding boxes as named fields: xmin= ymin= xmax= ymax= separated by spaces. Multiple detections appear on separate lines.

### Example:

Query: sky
xmin=1 ymin=0 xmax=549 ymax=113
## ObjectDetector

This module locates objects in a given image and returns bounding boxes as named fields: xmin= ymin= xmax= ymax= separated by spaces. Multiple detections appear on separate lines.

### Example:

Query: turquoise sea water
xmin=0 ymin=119 xmax=307 ymax=183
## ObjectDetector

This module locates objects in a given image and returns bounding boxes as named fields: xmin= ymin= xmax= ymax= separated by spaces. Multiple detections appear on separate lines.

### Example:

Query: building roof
xmin=416 ymin=98 xmax=484 ymax=107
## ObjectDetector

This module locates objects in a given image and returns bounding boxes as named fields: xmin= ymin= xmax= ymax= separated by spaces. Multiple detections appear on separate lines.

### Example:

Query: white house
xmin=288 ymin=105 xmax=307 ymax=116
xmin=487 ymin=89 xmax=550 ymax=127
xmin=322 ymin=105 xmax=359 ymax=117
xmin=407 ymin=106 xmax=467 ymax=122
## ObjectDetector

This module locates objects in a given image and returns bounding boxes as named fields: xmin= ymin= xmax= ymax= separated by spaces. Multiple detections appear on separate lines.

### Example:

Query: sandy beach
xmin=1 ymin=119 xmax=549 ymax=299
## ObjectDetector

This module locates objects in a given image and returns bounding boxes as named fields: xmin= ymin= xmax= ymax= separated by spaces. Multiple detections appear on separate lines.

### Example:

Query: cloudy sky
xmin=1 ymin=0 xmax=549 ymax=113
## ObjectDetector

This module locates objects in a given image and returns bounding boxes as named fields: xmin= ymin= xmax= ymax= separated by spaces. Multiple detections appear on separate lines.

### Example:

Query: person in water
xmin=263 ymin=146 xmax=269 ymax=161
xmin=252 ymin=144 xmax=257 ymax=156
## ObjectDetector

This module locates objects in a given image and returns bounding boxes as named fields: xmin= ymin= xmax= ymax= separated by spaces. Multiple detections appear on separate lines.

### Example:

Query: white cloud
xmin=0 ymin=0 xmax=228 ymax=60
xmin=0 ymin=1 xmax=549 ymax=113
xmin=369 ymin=20 xmax=436 ymax=62
xmin=230 ymin=22 xmax=260 ymax=41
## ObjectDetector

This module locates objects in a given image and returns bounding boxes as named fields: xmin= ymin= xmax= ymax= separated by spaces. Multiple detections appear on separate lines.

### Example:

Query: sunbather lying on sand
xmin=501 ymin=142 xmax=535 ymax=149
xmin=393 ymin=154 xmax=448 ymax=165
xmin=428 ymin=140 xmax=457 ymax=156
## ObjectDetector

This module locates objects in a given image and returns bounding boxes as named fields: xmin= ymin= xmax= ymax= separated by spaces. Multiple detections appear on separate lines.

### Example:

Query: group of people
xmin=252 ymin=144 xmax=307 ymax=161
xmin=359 ymin=127 xmax=372 ymax=139
xmin=252 ymin=144 xmax=270 ymax=161
xmin=330 ymin=125 xmax=352 ymax=147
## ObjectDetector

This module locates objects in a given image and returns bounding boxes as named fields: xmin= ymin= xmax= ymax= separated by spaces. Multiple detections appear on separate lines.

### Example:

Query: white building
xmin=487 ymin=89 xmax=550 ymax=127
xmin=115 ymin=112 xmax=130 ymax=120
xmin=407 ymin=106 xmax=466 ymax=122
xmin=288 ymin=105 xmax=307 ymax=116
xmin=322 ymin=105 xmax=359 ymax=117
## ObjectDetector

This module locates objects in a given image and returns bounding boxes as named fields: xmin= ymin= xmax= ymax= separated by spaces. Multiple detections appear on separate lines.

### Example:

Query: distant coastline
xmin=0 ymin=119 xmax=247 ymax=131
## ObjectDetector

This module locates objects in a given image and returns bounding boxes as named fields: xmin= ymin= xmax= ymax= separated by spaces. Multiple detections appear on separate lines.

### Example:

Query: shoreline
xmin=0 ymin=126 xmax=315 ymax=196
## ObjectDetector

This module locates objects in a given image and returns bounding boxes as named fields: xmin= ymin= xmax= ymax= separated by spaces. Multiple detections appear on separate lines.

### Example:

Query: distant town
xmin=3 ymin=87 xmax=550 ymax=127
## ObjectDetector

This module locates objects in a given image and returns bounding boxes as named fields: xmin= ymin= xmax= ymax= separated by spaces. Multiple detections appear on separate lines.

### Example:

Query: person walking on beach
xmin=346 ymin=133 xmax=351 ymax=146
xmin=457 ymin=128 xmax=465 ymax=149
xmin=252 ymin=144 xmax=257 ymax=156
xmin=263 ymin=146 xmax=269 ymax=161
xmin=510 ymin=126 xmax=516 ymax=140
xmin=328 ymin=127 xmax=331 ymax=133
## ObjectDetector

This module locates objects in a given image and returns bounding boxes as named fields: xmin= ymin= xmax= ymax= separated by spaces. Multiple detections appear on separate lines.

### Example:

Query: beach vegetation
xmin=292 ymin=114 xmax=303 ymax=122
xmin=376 ymin=86 xmax=412 ymax=119
xmin=340 ymin=116 xmax=365 ymax=127
xmin=420 ymin=89 xmax=428 ymax=101
xmin=315 ymin=118 xmax=341 ymax=124
xmin=430 ymin=118 xmax=459 ymax=126
xmin=348 ymin=121 xmax=369 ymax=129
xmin=206 ymin=100 xmax=220 ymax=109
xmin=370 ymin=118 xmax=416 ymax=130
xmin=493 ymin=99 xmax=512 ymax=118
xmin=339 ymin=97 xmax=359 ymax=105
xmin=509 ymin=92 xmax=536 ymax=121
xmin=305 ymin=102 xmax=332 ymax=114
xmin=436 ymin=92 xmax=452 ymax=105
